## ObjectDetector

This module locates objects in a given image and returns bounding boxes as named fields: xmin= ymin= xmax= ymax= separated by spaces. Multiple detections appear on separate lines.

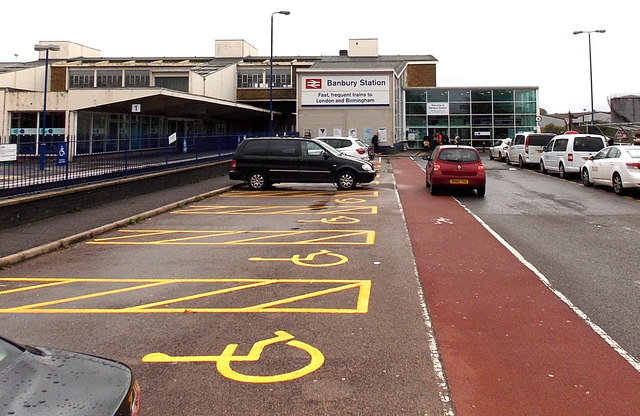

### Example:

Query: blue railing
xmin=1 ymin=133 xmax=293 ymax=198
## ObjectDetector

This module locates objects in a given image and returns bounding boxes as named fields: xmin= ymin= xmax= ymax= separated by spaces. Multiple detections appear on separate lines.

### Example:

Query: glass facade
xmin=404 ymin=87 xmax=539 ymax=147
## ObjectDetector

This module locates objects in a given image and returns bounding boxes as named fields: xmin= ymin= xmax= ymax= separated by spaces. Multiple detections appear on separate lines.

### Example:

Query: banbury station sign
xmin=301 ymin=75 xmax=390 ymax=107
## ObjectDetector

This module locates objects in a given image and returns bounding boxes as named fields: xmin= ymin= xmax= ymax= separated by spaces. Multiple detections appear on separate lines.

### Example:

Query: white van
xmin=506 ymin=132 xmax=556 ymax=167
xmin=540 ymin=133 xmax=608 ymax=178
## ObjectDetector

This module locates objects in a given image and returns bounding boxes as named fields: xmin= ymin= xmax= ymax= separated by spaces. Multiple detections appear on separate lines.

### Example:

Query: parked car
xmin=316 ymin=136 xmax=373 ymax=160
xmin=581 ymin=145 xmax=640 ymax=195
xmin=425 ymin=145 xmax=486 ymax=196
xmin=0 ymin=335 xmax=140 ymax=416
xmin=229 ymin=137 xmax=377 ymax=190
xmin=540 ymin=133 xmax=608 ymax=178
xmin=489 ymin=138 xmax=510 ymax=162
xmin=506 ymin=132 xmax=556 ymax=167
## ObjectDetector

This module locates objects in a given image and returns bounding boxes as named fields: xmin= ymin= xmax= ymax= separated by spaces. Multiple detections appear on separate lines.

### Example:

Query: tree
xmin=542 ymin=123 xmax=564 ymax=134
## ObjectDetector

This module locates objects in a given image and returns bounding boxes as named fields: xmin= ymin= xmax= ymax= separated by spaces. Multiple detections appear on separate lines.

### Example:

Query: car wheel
xmin=518 ymin=156 xmax=525 ymax=168
xmin=336 ymin=170 xmax=357 ymax=190
xmin=489 ymin=152 xmax=494 ymax=160
xmin=540 ymin=160 xmax=547 ymax=174
xmin=559 ymin=163 xmax=566 ymax=179
xmin=477 ymin=186 xmax=486 ymax=197
xmin=505 ymin=154 xmax=511 ymax=165
xmin=612 ymin=173 xmax=624 ymax=195
xmin=499 ymin=152 xmax=505 ymax=162
xmin=247 ymin=171 xmax=269 ymax=191
xmin=581 ymin=168 xmax=593 ymax=187
xmin=430 ymin=183 xmax=439 ymax=195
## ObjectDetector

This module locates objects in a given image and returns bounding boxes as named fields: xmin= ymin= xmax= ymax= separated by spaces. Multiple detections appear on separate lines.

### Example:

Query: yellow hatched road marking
xmin=87 ymin=229 xmax=376 ymax=245
xmin=221 ymin=190 xmax=378 ymax=198
xmin=0 ymin=277 xmax=371 ymax=314
xmin=172 ymin=205 xmax=378 ymax=215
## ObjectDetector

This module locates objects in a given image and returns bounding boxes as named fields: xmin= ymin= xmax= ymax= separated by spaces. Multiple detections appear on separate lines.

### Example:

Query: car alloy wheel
xmin=248 ymin=171 xmax=268 ymax=191
xmin=336 ymin=171 xmax=356 ymax=190
xmin=613 ymin=173 xmax=624 ymax=195
xmin=581 ymin=168 xmax=593 ymax=187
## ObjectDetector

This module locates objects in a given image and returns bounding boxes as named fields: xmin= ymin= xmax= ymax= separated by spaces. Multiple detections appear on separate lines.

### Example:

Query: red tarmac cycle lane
xmin=392 ymin=158 xmax=640 ymax=415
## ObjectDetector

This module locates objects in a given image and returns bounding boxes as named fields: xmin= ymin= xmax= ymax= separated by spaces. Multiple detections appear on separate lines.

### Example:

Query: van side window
xmin=242 ymin=140 xmax=270 ymax=156
xmin=514 ymin=135 xmax=524 ymax=145
xmin=269 ymin=140 xmax=300 ymax=157
xmin=553 ymin=139 xmax=568 ymax=151
xmin=303 ymin=141 xmax=325 ymax=157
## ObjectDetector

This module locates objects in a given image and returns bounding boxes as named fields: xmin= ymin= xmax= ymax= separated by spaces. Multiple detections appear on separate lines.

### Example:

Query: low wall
xmin=0 ymin=161 xmax=230 ymax=230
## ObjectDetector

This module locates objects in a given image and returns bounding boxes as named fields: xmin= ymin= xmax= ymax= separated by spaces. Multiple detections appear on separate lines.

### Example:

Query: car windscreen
xmin=438 ymin=148 xmax=480 ymax=162
xmin=574 ymin=137 xmax=605 ymax=152
xmin=0 ymin=338 xmax=23 ymax=371
xmin=528 ymin=134 xmax=555 ymax=146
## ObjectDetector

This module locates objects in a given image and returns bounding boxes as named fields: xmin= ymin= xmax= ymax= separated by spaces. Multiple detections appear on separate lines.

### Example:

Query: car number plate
xmin=450 ymin=179 xmax=469 ymax=184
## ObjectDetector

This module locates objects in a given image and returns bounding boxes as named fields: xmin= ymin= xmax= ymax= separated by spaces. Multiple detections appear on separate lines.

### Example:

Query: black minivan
xmin=229 ymin=137 xmax=377 ymax=190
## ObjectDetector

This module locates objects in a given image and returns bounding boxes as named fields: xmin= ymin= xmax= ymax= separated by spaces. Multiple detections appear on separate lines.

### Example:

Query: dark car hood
xmin=0 ymin=346 xmax=132 ymax=416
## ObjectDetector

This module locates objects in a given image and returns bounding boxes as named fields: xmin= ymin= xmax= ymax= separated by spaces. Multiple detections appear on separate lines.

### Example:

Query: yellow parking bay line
xmin=0 ymin=277 xmax=371 ymax=314
xmin=172 ymin=205 xmax=378 ymax=215
xmin=221 ymin=190 xmax=378 ymax=198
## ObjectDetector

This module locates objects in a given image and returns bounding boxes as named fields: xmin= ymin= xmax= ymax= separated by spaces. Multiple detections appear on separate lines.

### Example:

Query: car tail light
xmin=524 ymin=138 xmax=529 ymax=153
xmin=433 ymin=163 xmax=441 ymax=171
xmin=477 ymin=164 xmax=485 ymax=172
xmin=626 ymin=162 xmax=640 ymax=170
xmin=231 ymin=159 xmax=237 ymax=169
xmin=568 ymin=153 xmax=574 ymax=162
xmin=357 ymin=148 xmax=365 ymax=154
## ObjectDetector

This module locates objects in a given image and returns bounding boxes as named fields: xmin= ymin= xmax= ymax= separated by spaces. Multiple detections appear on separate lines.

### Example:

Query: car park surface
xmin=2 ymin=152 xmax=640 ymax=415
xmin=540 ymin=133 xmax=607 ymax=178
xmin=425 ymin=145 xmax=486 ymax=196
xmin=0 ymin=336 xmax=140 ymax=416
xmin=581 ymin=145 xmax=640 ymax=194
xmin=228 ymin=137 xmax=376 ymax=190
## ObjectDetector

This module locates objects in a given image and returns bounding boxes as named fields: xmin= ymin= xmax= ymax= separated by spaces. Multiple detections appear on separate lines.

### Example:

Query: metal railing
xmin=1 ymin=134 xmax=250 ymax=198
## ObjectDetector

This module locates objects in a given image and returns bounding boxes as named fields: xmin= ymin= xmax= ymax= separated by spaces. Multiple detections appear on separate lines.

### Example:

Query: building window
xmin=406 ymin=90 xmax=426 ymax=102
xmin=125 ymin=70 xmax=150 ymax=87
xmin=69 ymin=70 xmax=95 ymax=88
xmin=449 ymin=89 xmax=471 ymax=102
xmin=493 ymin=89 xmax=514 ymax=101
xmin=427 ymin=90 xmax=448 ymax=102
xmin=237 ymin=68 xmax=291 ymax=89
xmin=97 ymin=70 xmax=122 ymax=88
xmin=515 ymin=89 xmax=537 ymax=102
xmin=154 ymin=76 xmax=189 ymax=92
xmin=472 ymin=89 xmax=492 ymax=101
xmin=406 ymin=103 xmax=426 ymax=115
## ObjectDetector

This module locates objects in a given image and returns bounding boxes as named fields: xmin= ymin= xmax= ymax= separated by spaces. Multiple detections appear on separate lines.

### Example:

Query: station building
xmin=0 ymin=39 xmax=541 ymax=155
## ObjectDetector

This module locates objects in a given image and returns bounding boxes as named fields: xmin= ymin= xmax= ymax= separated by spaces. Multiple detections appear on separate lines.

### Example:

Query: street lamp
xmin=34 ymin=44 xmax=60 ymax=149
xmin=573 ymin=30 xmax=605 ymax=133
xmin=269 ymin=10 xmax=290 ymax=137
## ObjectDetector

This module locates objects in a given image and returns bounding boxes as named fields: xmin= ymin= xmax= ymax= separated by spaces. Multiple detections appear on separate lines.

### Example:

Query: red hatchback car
xmin=425 ymin=145 xmax=486 ymax=196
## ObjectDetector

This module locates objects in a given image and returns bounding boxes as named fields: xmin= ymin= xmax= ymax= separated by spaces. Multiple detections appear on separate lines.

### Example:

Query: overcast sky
xmin=2 ymin=0 xmax=637 ymax=114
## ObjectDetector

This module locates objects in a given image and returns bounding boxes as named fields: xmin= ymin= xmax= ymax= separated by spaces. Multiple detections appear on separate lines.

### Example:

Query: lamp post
xmin=270 ymin=10 xmax=290 ymax=137
xmin=34 ymin=44 xmax=60 ymax=150
xmin=573 ymin=30 xmax=605 ymax=133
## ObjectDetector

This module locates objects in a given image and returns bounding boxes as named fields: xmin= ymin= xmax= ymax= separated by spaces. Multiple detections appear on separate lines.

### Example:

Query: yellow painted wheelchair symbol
xmin=142 ymin=331 xmax=324 ymax=383
xmin=249 ymin=249 xmax=348 ymax=267
xmin=297 ymin=216 xmax=360 ymax=225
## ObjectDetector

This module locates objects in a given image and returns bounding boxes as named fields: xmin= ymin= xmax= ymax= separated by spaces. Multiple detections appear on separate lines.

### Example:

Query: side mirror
xmin=322 ymin=151 xmax=330 ymax=159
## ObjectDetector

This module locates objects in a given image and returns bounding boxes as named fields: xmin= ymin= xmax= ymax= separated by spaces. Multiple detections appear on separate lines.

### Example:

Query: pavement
xmin=0 ymin=175 xmax=239 ymax=268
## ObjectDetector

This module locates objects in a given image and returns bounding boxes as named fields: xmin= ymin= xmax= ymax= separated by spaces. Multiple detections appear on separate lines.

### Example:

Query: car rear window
xmin=573 ymin=137 xmax=605 ymax=152
xmin=438 ymin=148 xmax=480 ymax=162
xmin=528 ymin=134 xmax=555 ymax=146
xmin=626 ymin=148 xmax=640 ymax=158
